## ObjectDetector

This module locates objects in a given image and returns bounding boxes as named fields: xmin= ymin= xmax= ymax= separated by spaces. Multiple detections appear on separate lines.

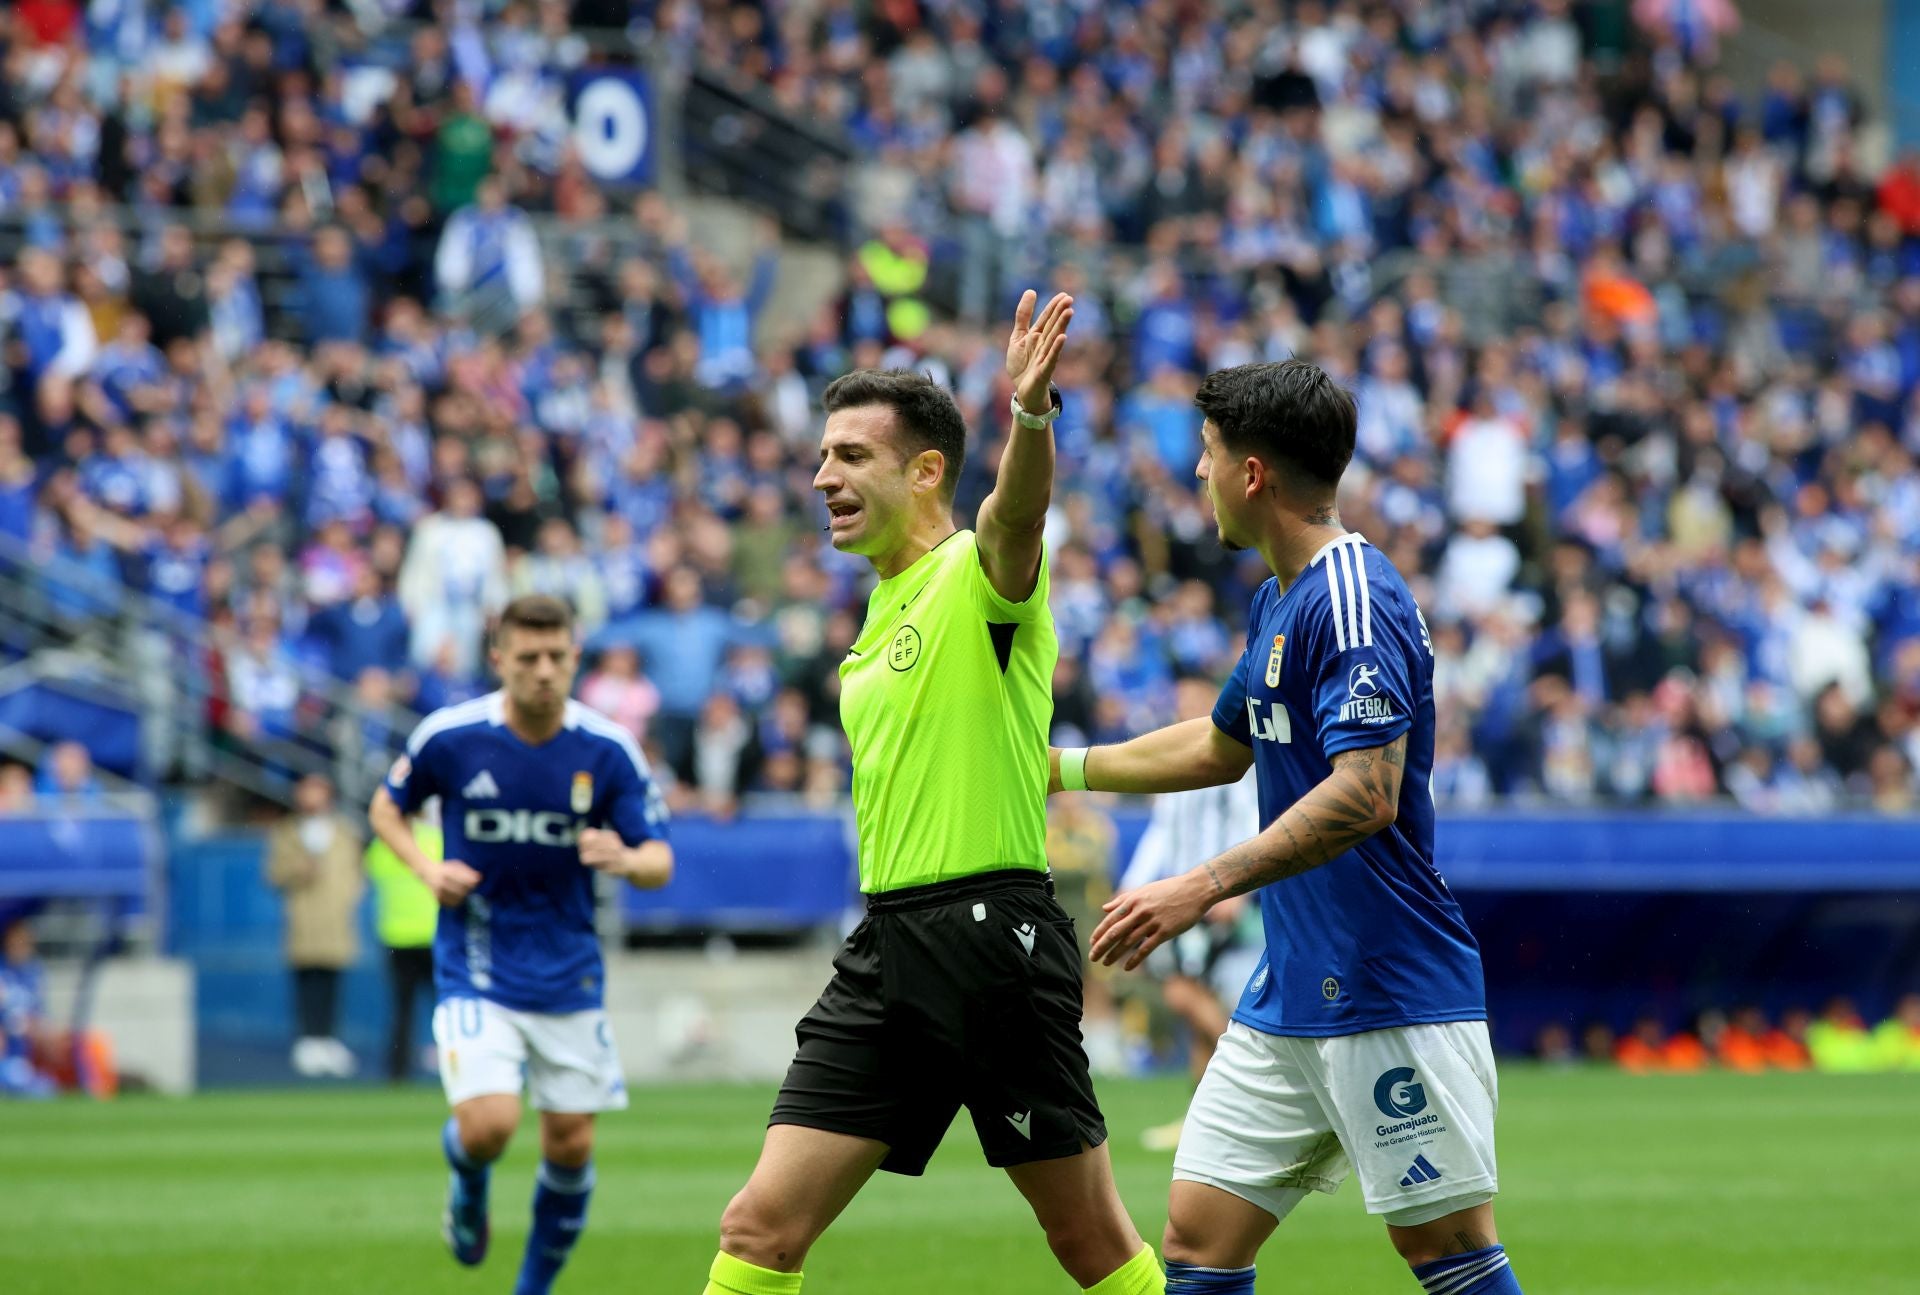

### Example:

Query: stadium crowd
xmin=1 ymin=0 xmax=1918 ymax=818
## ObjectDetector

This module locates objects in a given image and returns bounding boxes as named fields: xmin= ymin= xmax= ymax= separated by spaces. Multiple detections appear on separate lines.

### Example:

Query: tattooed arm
xmin=1087 ymin=734 xmax=1407 ymax=969
xmin=1203 ymin=734 xmax=1406 ymax=899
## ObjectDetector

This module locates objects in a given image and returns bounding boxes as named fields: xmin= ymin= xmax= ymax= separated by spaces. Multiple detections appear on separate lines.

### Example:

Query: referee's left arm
xmin=977 ymin=289 xmax=1073 ymax=603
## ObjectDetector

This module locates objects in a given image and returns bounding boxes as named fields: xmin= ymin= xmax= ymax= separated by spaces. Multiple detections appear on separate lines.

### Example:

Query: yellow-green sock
xmin=1084 ymin=1245 xmax=1165 ymax=1295
xmin=704 ymin=1250 xmax=803 ymax=1295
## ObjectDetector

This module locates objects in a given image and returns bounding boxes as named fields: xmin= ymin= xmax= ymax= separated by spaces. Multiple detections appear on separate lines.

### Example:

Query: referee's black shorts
xmin=768 ymin=868 xmax=1108 ymax=1175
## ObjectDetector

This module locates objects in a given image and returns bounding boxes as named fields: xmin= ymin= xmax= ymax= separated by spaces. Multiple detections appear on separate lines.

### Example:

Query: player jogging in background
xmin=368 ymin=593 xmax=672 ymax=1295
xmin=702 ymin=292 xmax=1166 ymax=1295
xmin=1118 ymin=674 xmax=1261 ymax=1152
xmin=1060 ymin=360 xmax=1526 ymax=1295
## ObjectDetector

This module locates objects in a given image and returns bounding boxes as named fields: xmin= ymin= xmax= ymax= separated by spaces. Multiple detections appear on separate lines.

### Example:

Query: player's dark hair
xmin=496 ymin=593 xmax=574 ymax=643
xmin=822 ymin=368 xmax=967 ymax=501
xmin=1194 ymin=359 xmax=1356 ymax=490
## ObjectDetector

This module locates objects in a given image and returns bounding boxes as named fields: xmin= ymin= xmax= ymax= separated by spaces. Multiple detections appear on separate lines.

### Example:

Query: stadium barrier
xmin=137 ymin=811 xmax=1920 ymax=1081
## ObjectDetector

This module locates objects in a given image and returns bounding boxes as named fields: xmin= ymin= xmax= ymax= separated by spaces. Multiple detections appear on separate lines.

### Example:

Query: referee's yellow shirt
xmin=840 ymin=529 xmax=1057 ymax=894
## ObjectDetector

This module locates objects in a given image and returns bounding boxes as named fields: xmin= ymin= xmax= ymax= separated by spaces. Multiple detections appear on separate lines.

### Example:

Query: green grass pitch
xmin=1 ymin=1069 xmax=1912 ymax=1293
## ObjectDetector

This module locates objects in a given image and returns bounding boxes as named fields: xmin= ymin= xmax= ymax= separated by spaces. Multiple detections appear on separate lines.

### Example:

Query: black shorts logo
xmin=888 ymin=625 xmax=923 ymax=671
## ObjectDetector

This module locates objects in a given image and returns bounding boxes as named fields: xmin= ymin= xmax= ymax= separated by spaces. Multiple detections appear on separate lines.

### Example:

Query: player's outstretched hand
xmin=1005 ymin=288 xmax=1073 ymax=416
xmin=577 ymin=828 xmax=625 ymax=872
xmin=1089 ymin=875 xmax=1211 ymax=971
xmin=432 ymin=860 xmax=482 ymax=907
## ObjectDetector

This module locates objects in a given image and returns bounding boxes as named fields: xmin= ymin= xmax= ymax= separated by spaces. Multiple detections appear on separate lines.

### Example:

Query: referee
xmin=703 ymin=292 xmax=1164 ymax=1295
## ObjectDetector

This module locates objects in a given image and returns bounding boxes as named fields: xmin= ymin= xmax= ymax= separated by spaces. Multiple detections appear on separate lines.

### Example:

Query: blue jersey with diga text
xmin=386 ymin=692 xmax=669 ymax=1014
xmin=1211 ymin=533 xmax=1484 ymax=1037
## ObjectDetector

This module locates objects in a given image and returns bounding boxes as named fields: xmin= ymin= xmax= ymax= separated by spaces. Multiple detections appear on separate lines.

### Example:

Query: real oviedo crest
xmin=571 ymin=772 xmax=593 ymax=814
xmin=1265 ymin=634 xmax=1286 ymax=687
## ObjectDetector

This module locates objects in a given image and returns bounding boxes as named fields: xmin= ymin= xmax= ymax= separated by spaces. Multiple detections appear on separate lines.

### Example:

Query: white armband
xmin=1060 ymin=746 xmax=1091 ymax=792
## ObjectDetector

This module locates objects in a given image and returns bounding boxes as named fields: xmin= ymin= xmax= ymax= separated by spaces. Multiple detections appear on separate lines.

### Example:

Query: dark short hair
xmin=822 ymin=368 xmax=967 ymax=500
xmin=1194 ymin=359 xmax=1356 ymax=489
xmin=495 ymin=594 xmax=574 ymax=643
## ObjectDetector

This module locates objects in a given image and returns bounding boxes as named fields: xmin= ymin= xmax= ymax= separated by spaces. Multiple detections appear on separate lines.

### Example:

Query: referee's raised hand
xmin=1006 ymin=289 xmax=1073 ymax=414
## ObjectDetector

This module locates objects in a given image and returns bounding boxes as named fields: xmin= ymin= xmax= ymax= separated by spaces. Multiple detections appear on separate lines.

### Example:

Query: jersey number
xmin=1246 ymin=697 xmax=1292 ymax=744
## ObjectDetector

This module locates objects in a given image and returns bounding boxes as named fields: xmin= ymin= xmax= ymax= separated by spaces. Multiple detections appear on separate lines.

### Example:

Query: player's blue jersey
xmin=386 ymin=692 xmax=669 ymax=1014
xmin=1211 ymin=533 xmax=1484 ymax=1037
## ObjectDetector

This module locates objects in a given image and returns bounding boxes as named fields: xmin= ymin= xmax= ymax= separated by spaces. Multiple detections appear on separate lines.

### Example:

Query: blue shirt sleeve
xmin=386 ymin=728 xmax=442 ymax=814
xmin=604 ymin=743 xmax=670 ymax=847
xmin=1211 ymin=645 xmax=1253 ymax=747
xmin=1305 ymin=579 xmax=1415 ymax=759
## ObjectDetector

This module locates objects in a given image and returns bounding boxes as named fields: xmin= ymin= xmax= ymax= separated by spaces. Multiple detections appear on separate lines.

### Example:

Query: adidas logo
xmin=1399 ymin=1154 xmax=1442 ymax=1188
xmin=462 ymin=770 xmax=501 ymax=800
xmin=1006 ymin=1110 xmax=1031 ymax=1139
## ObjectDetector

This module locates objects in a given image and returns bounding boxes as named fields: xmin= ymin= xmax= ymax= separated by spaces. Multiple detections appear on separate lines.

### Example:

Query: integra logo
xmin=1339 ymin=661 xmax=1397 ymax=723
xmin=465 ymin=809 xmax=586 ymax=846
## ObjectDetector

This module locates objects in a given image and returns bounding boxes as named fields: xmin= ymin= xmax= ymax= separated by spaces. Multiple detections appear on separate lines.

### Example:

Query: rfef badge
xmin=1265 ymin=634 xmax=1286 ymax=687
xmin=571 ymin=772 xmax=593 ymax=814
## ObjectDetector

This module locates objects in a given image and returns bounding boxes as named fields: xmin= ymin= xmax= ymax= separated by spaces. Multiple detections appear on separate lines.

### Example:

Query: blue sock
xmin=442 ymin=1116 xmax=491 ymax=1196
xmin=1413 ymin=1244 xmax=1522 ymax=1293
xmin=1165 ymin=1260 xmax=1256 ymax=1293
xmin=514 ymin=1159 xmax=594 ymax=1295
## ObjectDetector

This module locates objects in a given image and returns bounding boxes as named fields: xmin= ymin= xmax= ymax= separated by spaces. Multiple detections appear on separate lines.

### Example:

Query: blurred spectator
xmin=265 ymin=773 xmax=363 ymax=1080
xmin=1 ymin=918 xmax=116 ymax=1099
xmin=604 ymin=566 xmax=757 ymax=777
xmin=511 ymin=517 xmax=608 ymax=635
xmin=435 ymin=176 xmax=544 ymax=335
xmin=398 ymin=478 xmax=508 ymax=680
xmin=224 ymin=615 xmax=301 ymax=744
xmin=296 ymin=227 xmax=371 ymax=346
xmin=330 ymin=666 xmax=407 ymax=808
xmin=13 ymin=247 xmax=98 ymax=392
xmin=430 ymin=80 xmax=494 ymax=216
xmin=1767 ymin=1008 xmax=1815 ymax=1069
xmin=310 ymin=566 xmax=411 ymax=684
xmin=1046 ymin=792 xmax=1123 ymax=1076
xmin=665 ymin=211 xmax=780 ymax=393
xmin=1806 ymin=998 xmax=1877 ymax=1072
xmin=0 ymin=761 xmax=34 ymax=814
xmin=690 ymin=692 xmax=752 ymax=819
xmin=131 ymin=226 xmax=209 ymax=350
xmin=1533 ymin=1024 xmax=1577 ymax=1066
xmin=1614 ymin=1014 xmax=1708 ymax=1072
xmin=364 ymin=803 xmax=441 ymax=1083
xmin=1871 ymin=994 xmax=1920 ymax=1070
xmin=1715 ymin=1006 xmax=1774 ymax=1073
xmin=34 ymin=741 xmax=101 ymax=800
xmin=579 ymin=645 xmax=660 ymax=744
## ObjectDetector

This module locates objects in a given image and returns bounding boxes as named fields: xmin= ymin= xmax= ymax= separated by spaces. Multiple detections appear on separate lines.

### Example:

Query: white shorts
xmin=1174 ymin=1019 xmax=1498 ymax=1228
xmin=432 ymin=996 xmax=629 ymax=1114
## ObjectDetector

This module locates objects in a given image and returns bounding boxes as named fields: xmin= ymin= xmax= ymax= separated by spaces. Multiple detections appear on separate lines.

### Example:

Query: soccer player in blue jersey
xmin=1058 ymin=360 xmax=1525 ymax=1295
xmin=368 ymin=593 xmax=672 ymax=1295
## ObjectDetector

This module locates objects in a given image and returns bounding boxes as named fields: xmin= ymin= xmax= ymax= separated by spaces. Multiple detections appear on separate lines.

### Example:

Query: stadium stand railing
xmin=679 ymin=66 xmax=854 ymax=247
xmin=0 ymin=531 xmax=420 ymax=808
xmin=0 ymin=204 xmax=632 ymax=350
